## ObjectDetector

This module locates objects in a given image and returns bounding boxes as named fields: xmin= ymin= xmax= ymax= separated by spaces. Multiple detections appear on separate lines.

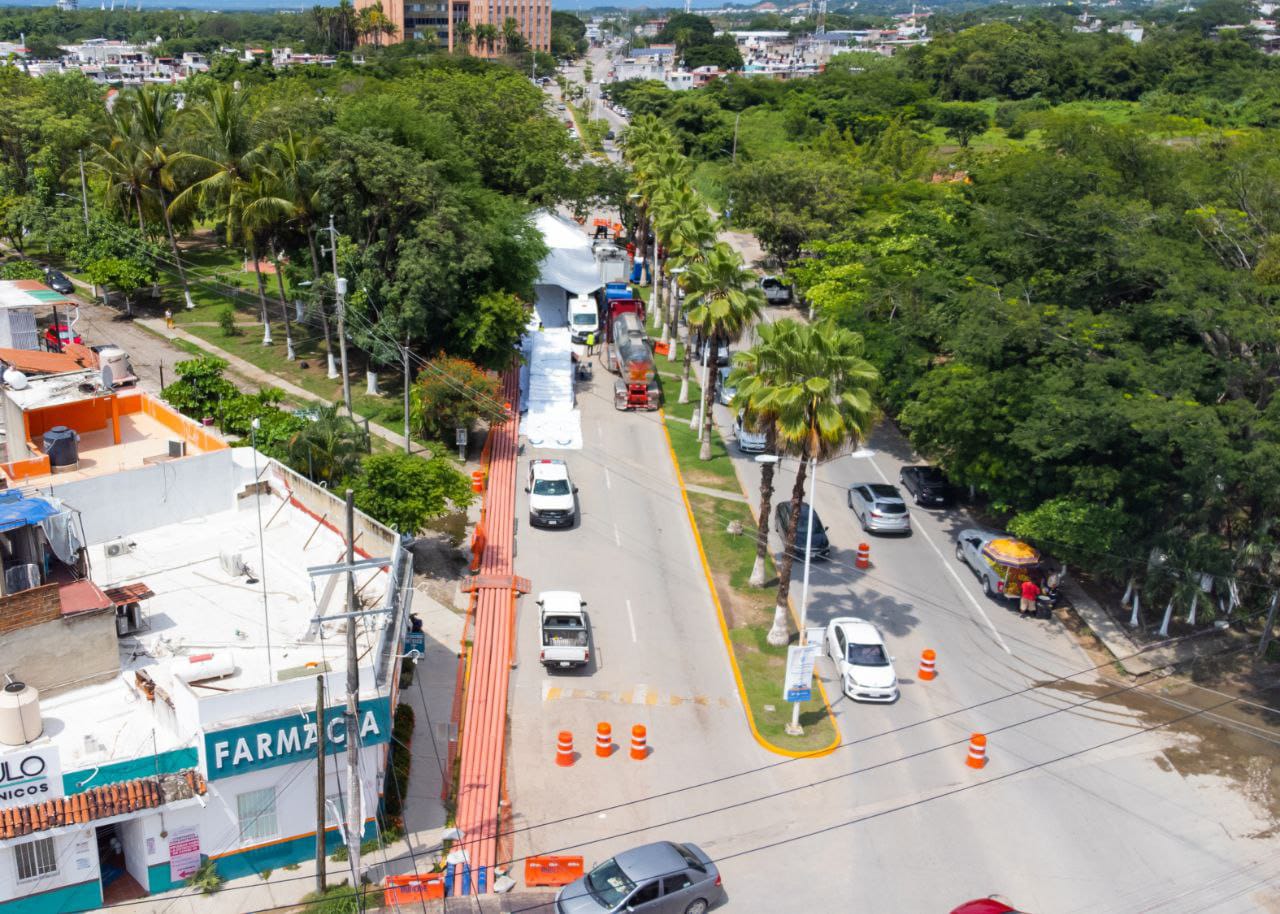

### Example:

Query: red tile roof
xmin=0 ymin=770 xmax=206 ymax=839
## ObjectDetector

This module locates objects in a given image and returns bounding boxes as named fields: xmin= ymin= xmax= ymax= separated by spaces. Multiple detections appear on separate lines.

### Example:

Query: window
xmin=236 ymin=787 xmax=279 ymax=843
xmin=15 ymin=837 xmax=57 ymax=881
xmin=664 ymin=873 xmax=694 ymax=893
xmin=630 ymin=881 xmax=661 ymax=905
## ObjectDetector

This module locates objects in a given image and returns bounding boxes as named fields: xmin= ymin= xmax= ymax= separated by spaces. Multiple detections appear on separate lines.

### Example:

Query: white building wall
xmin=0 ymin=828 xmax=99 ymax=904
xmin=38 ymin=448 xmax=237 ymax=545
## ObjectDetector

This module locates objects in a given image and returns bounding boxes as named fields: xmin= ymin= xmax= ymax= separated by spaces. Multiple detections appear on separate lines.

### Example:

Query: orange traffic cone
xmin=966 ymin=733 xmax=987 ymax=769
xmin=630 ymin=725 xmax=647 ymax=760
xmin=918 ymin=649 xmax=937 ymax=681
xmin=556 ymin=731 xmax=574 ymax=767
xmin=595 ymin=722 xmax=613 ymax=758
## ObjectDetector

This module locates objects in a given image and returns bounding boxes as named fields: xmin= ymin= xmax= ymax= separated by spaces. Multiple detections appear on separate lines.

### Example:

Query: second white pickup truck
xmin=537 ymin=591 xmax=591 ymax=670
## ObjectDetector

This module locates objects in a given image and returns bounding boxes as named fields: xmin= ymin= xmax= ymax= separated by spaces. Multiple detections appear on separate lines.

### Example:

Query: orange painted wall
xmin=25 ymin=397 xmax=112 ymax=439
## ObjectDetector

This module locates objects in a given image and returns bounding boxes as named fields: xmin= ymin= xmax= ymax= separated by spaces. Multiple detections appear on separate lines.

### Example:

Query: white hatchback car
xmin=826 ymin=617 xmax=898 ymax=702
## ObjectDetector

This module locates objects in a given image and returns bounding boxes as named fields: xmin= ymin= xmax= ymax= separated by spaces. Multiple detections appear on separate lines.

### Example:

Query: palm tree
xmin=453 ymin=17 xmax=473 ymax=53
xmin=501 ymin=16 xmax=526 ymax=53
xmin=728 ymin=320 xmax=797 ymax=588
xmin=475 ymin=23 xmax=499 ymax=55
xmin=122 ymin=86 xmax=199 ymax=311
xmin=285 ymin=404 xmax=366 ymax=485
xmin=268 ymin=130 xmax=335 ymax=364
xmin=764 ymin=320 xmax=879 ymax=647
xmin=92 ymin=105 xmax=149 ymax=232
xmin=654 ymin=183 xmax=716 ymax=356
xmin=240 ymin=169 xmax=299 ymax=353
xmin=356 ymin=2 xmax=396 ymax=47
xmin=169 ymin=85 xmax=272 ymax=326
xmin=682 ymin=244 xmax=764 ymax=461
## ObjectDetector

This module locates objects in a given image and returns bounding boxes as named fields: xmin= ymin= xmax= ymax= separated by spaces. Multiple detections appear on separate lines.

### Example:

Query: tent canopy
xmin=535 ymin=211 xmax=603 ymax=295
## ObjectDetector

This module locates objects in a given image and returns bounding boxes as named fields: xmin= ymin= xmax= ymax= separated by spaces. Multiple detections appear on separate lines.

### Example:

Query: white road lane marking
xmin=614 ymin=525 xmax=622 ymax=547
xmin=854 ymin=451 xmax=1013 ymax=655
xmin=626 ymin=599 xmax=637 ymax=643
xmin=604 ymin=467 xmax=612 ymax=490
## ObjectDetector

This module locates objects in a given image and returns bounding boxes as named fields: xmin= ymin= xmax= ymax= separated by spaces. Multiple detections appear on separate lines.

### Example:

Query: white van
xmin=568 ymin=295 xmax=600 ymax=344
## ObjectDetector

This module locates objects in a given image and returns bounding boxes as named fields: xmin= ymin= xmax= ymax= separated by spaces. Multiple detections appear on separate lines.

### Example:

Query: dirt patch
xmin=408 ymin=532 xmax=470 ymax=609
xmin=1036 ymin=649 xmax=1280 ymax=832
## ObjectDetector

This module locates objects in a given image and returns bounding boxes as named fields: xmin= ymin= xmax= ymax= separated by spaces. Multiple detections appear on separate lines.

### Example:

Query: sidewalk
xmin=1062 ymin=577 xmax=1236 ymax=676
xmin=137 ymin=319 xmax=411 ymax=451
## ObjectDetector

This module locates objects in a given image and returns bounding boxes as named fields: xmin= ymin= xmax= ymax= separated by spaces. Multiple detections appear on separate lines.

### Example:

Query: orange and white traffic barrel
xmin=630 ymin=725 xmax=647 ymax=760
xmin=556 ymin=731 xmax=574 ymax=767
xmin=918 ymin=649 xmax=937 ymax=681
xmin=595 ymin=722 xmax=612 ymax=758
xmin=966 ymin=733 xmax=987 ymax=769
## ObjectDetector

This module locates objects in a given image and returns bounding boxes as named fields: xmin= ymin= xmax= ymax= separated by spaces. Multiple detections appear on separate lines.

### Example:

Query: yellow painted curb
xmin=658 ymin=408 xmax=841 ymax=760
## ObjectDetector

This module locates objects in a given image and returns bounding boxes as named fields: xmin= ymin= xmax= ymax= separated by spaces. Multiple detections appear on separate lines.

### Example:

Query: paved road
xmin=505 ymin=303 xmax=774 ymax=880
xmin=523 ymin=61 xmax=1280 ymax=913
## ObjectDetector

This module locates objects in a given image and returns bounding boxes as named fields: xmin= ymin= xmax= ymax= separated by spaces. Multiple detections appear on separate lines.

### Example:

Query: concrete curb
xmin=657 ymin=407 xmax=841 ymax=761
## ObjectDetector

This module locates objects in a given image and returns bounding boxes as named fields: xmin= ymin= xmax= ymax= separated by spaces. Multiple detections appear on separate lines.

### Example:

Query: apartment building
xmin=356 ymin=0 xmax=550 ymax=52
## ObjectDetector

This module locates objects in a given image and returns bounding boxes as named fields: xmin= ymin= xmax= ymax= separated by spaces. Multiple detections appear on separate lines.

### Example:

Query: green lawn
xmin=686 ymin=493 xmax=836 ymax=753
xmin=656 ymin=367 xmax=738 ymax=492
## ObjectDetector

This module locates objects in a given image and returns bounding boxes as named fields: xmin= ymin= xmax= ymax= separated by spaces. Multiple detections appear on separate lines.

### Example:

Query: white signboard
xmin=169 ymin=826 xmax=201 ymax=883
xmin=0 ymin=745 xmax=63 ymax=809
xmin=783 ymin=643 xmax=820 ymax=703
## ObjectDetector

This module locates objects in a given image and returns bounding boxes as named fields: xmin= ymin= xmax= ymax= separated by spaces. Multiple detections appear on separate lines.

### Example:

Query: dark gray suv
xmin=555 ymin=841 xmax=727 ymax=914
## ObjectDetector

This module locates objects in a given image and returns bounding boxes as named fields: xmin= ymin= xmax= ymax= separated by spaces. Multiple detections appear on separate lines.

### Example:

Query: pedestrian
xmin=1020 ymin=576 xmax=1041 ymax=618
xmin=585 ymin=331 xmax=596 ymax=355
xmin=164 ymin=308 xmax=174 ymax=330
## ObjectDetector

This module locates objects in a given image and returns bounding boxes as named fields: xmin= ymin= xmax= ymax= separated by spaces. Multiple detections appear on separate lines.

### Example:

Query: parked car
xmin=732 ymin=412 xmax=766 ymax=453
xmin=899 ymin=464 xmax=952 ymax=507
xmin=825 ymin=617 xmax=898 ymax=702
xmin=847 ymin=483 xmax=911 ymax=535
xmin=698 ymin=339 xmax=730 ymax=367
xmin=605 ymin=129 xmax=615 ymax=140
xmin=526 ymin=459 xmax=578 ymax=528
xmin=44 ymin=269 xmax=74 ymax=295
xmin=955 ymin=528 xmax=1041 ymax=600
xmin=717 ymin=367 xmax=736 ymax=406
xmin=554 ymin=841 xmax=726 ymax=914
xmin=759 ymin=275 xmax=792 ymax=305
xmin=774 ymin=501 xmax=830 ymax=560
xmin=42 ymin=322 xmax=82 ymax=351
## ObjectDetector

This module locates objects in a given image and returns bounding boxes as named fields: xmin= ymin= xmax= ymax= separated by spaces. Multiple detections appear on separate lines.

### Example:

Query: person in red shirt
xmin=1020 ymin=577 xmax=1041 ymax=617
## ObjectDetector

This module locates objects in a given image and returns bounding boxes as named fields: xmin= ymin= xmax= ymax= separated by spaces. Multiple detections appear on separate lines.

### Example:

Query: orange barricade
xmin=918 ymin=649 xmax=937 ymax=681
xmin=595 ymin=722 xmax=612 ymax=758
xmin=654 ymin=341 xmax=670 ymax=356
xmin=470 ymin=524 xmax=486 ymax=573
xmin=384 ymin=872 xmax=445 ymax=903
xmin=526 ymin=855 xmax=585 ymax=888
xmin=966 ymin=733 xmax=987 ymax=769
xmin=556 ymin=730 xmax=574 ymax=767
xmin=471 ymin=469 xmax=485 ymax=493
xmin=855 ymin=542 xmax=871 ymax=569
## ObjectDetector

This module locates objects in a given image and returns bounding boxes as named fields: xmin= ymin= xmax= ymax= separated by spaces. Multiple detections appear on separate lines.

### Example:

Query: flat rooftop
xmin=38 ymin=495 xmax=388 ymax=774
xmin=30 ymin=411 xmax=210 ymax=483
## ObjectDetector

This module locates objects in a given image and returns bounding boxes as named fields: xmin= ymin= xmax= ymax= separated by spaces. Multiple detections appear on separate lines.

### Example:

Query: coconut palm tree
xmin=92 ymin=105 xmax=149 ymax=232
xmin=681 ymin=244 xmax=764 ymax=461
xmin=654 ymin=183 xmax=716 ymax=358
xmin=728 ymin=320 xmax=797 ymax=588
xmin=356 ymin=2 xmax=397 ymax=46
xmin=764 ymin=320 xmax=879 ymax=646
xmin=240 ymin=169 xmax=299 ymax=353
xmin=501 ymin=16 xmax=526 ymax=53
xmin=475 ymin=23 xmax=500 ymax=55
xmin=453 ymin=17 xmax=473 ymax=52
xmin=121 ymin=86 xmax=199 ymax=310
xmin=169 ymin=84 xmax=273 ymax=326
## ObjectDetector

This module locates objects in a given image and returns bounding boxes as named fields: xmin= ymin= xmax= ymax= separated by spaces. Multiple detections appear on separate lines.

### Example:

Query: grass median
xmin=656 ymin=369 xmax=838 ymax=754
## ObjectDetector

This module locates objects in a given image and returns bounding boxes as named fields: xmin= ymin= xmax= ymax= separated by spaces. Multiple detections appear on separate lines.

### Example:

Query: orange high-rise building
xmin=355 ymin=0 xmax=550 ymax=54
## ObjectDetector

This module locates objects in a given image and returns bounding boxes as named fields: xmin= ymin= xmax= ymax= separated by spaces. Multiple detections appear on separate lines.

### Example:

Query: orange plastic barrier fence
xmin=384 ymin=872 xmax=445 ymax=903
xmin=654 ymin=341 xmax=670 ymax=356
xmin=525 ymin=855 xmax=585 ymax=887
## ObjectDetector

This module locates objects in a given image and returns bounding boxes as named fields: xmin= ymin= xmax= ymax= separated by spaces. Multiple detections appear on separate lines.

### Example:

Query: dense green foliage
xmin=624 ymin=8 xmax=1280 ymax=610
xmin=352 ymin=453 xmax=474 ymax=534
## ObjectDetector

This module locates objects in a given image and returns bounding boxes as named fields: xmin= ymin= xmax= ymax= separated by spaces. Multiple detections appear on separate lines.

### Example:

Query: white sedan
xmin=826 ymin=617 xmax=898 ymax=702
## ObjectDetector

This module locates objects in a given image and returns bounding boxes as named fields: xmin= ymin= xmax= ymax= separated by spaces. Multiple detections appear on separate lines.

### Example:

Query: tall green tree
xmin=765 ymin=320 xmax=877 ymax=646
xmin=682 ymin=244 xmax=765 ymax=461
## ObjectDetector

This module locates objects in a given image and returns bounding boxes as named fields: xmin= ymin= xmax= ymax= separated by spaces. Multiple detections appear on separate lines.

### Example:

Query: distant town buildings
xmin=353 ymin=0 xmax=551 ymax=54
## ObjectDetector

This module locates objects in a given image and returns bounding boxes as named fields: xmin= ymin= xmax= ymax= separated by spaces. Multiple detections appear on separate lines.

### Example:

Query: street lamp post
xmin=758 ymin=452 xmax=818 ymax=735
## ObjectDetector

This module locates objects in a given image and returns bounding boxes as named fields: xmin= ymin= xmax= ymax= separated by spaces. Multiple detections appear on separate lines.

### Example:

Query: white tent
xmin=535 ymin=210 xmax=603 ymax=295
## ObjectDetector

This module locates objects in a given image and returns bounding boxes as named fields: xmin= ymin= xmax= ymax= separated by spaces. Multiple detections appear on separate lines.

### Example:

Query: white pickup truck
xmin=537 ymin=591 xmax=591 ymax=670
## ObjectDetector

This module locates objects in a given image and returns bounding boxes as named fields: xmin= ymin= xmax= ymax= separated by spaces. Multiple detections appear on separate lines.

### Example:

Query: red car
xmin=44 ymin=323 xmax=82 ymax=350
xmin=951 ymin=899 xmax=1024 ymax=914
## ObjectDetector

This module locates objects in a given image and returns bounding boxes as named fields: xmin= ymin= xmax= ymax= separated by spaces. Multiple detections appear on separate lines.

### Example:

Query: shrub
xmin=0 ymin=261 xmax=45 ymax=281
xmin=219 ymin=306 xmax=240 ymax=336
xmin=187 ymin=859 xmax=223 ymax=894
xmin=351 ymin=453 xmax=474 ymax=534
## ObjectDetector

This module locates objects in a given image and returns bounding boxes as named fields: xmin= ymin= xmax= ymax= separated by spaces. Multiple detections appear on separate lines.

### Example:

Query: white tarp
xmin=521 ymin=326 xmax=582 ymax=450
xmin=536 ymin=210 xmax=604 ymax=295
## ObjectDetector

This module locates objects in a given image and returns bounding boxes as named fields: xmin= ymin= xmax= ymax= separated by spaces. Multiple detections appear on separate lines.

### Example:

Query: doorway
xmin=97 ymin=823 xmax=146 ymax=904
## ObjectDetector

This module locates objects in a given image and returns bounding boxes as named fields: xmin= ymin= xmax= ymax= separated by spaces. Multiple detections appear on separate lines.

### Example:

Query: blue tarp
xmin=0 ymin=490 xmax=58 ymax=533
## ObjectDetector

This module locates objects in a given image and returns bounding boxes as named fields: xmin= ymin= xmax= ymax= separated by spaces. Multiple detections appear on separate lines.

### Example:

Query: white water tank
xmin=0 ymin=681 xmax=42 ymax=746
xmin=171 ymin=651 xmax=237 ymax=683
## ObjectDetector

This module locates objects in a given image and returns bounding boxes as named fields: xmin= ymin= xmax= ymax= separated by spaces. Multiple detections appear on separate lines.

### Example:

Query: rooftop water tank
xmin=42 ymin=425 xmax=79 ymax=473
xmin=0 ymin=681 xmax=42 ymax=746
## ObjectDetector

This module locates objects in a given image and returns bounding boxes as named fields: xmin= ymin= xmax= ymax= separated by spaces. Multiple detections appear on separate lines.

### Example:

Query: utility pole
xmin=402 ymin=333 xmax=412 ymax=455
xmin=342 ymin=490 xmax=362 ymax=898
xmin=314 ymin=674 xmax=327 ymax=893
xmin=325 ymin=215 xmax=353 ymax=416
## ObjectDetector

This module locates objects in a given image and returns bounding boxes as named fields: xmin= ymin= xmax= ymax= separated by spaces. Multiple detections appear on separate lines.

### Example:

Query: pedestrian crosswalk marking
xmin=541 ymin=681 xmax=730 ymax=709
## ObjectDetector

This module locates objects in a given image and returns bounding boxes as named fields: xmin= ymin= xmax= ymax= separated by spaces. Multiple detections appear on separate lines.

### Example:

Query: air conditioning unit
xmin=105 ymin=539 xmax=134 ymax=558
xmin=168 ymin=440 xmax=187 ymax=459
xmin=219 ymin=548 xmax=249 ymax=578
